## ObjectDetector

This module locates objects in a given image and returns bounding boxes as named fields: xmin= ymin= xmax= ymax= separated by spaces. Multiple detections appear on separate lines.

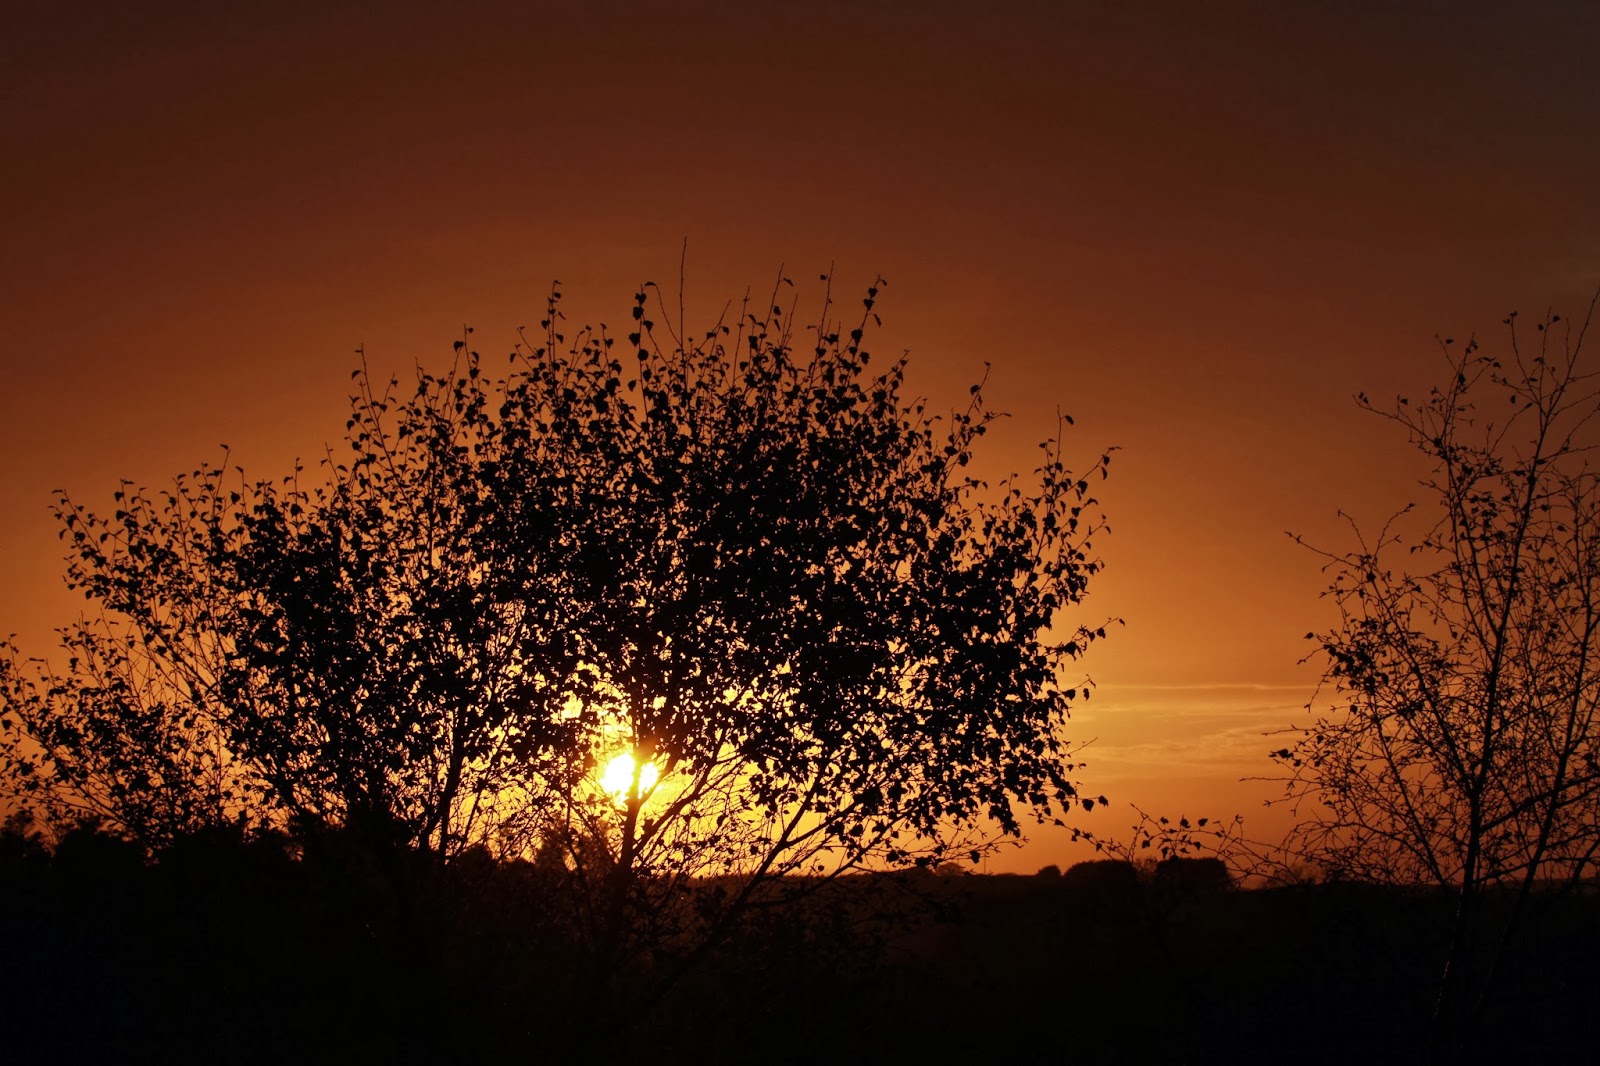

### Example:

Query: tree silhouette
xmin=1279 ymin=295 xmax=1600 ymax=1048
xmin=0 ymin=273 xmax=1112 ymax=991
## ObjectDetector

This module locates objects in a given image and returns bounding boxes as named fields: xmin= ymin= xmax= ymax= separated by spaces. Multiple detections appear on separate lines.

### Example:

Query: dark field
xmin=3 ymin=835 xmax=1595 ymax=1064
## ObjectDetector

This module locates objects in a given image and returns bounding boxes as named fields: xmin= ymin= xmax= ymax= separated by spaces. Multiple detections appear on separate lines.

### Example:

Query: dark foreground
xmin=2 ymin=834 xmax=1595 ymax=1064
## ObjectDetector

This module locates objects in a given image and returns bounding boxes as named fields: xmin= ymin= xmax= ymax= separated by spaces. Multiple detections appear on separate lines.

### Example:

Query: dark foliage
xmin=0 ymin=273 xmax=1114 ymax=1011
xmin=2 ymin=830 xmax=1594 ymax=1064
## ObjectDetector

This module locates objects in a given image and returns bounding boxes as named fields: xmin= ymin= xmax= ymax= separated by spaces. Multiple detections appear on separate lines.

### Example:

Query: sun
xmin=600 ymin=751 xmax=659 ymax=804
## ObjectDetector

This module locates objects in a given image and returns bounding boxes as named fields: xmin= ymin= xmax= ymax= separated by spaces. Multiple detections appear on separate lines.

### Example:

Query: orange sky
xmin=4 ymin=0 xmax=1598 ymax=871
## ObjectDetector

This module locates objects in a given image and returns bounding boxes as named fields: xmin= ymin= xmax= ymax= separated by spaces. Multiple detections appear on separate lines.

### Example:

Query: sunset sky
xmin=4 ymin=0 xmax=1598 ymax=871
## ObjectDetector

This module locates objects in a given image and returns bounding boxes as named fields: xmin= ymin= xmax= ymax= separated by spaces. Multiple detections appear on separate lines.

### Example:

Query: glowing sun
xmin=600 ymin=751 xmax=659 ymax=803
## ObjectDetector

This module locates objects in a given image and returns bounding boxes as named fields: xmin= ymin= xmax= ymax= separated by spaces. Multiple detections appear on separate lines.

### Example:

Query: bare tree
xmin=1278 ymin=294 xmax=1600 ymax=1046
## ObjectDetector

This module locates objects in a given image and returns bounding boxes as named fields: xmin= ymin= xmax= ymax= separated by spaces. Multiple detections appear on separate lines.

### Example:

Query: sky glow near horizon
xmin=3 ymin=0 xmax=1598 ymax=871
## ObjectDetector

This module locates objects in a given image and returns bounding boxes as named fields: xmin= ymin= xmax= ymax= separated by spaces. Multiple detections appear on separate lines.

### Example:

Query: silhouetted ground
xmin=2 ymin=832 xmax=1595 ymax=1064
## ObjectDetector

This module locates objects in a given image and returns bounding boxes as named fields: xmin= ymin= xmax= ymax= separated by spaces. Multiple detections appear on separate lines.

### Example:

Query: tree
xmin=1277 ymin=295 xmax=1600 ymax=1045
xmin=0 ymin=360 xmax=573 ymax=868
xmin=0 ymin=272 xmax=1113 ymax=994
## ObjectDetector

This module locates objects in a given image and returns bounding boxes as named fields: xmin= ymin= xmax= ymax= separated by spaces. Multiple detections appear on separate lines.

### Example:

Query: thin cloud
xmin=1097 ymin=681 xmax=1314 ymax=693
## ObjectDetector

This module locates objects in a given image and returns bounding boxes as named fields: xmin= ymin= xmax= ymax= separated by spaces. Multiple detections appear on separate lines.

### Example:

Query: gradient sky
xmin=5 ymin=0 xmax=1598 ymax=871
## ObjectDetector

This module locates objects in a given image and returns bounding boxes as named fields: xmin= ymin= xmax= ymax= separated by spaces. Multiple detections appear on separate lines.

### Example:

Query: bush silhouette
xmin=1153 ymin=855 xmax=1232 ymax=894
xmin=1062 ymin=858 xmax=1141 ymax=892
